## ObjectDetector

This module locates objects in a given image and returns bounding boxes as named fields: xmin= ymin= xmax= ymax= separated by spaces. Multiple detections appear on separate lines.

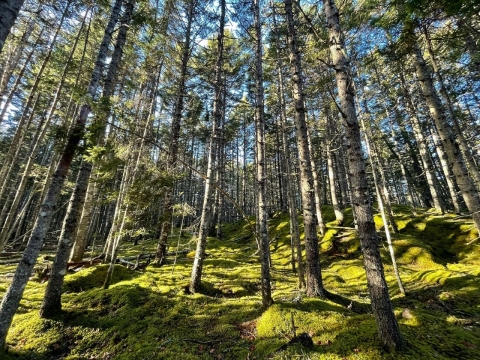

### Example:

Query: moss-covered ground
xmin=1 ymin=205 xmax=479 ymax=359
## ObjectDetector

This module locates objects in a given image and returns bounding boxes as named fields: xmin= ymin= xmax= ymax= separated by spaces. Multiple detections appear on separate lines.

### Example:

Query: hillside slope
xmin=1 ymin=205 xmax=479 ymax=359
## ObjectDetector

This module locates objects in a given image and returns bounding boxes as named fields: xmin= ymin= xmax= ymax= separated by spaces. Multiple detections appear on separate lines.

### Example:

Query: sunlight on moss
xmin=3 ymin=204 xmax=480 ymax=360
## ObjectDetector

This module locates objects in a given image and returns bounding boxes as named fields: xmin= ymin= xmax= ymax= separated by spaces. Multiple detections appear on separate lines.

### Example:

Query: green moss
xmin=3 ymin=207 xmax=480 ymax=360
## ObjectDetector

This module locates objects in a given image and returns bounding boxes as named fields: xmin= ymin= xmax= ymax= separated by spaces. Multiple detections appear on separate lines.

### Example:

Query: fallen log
xmin=118 ymin=250 xmax=189 ymax=262
xmin=66 ymin=259 xmax=102 ymax=271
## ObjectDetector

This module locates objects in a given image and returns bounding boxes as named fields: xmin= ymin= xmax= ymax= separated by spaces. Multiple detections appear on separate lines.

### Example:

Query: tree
xmin=189 ymin=0 xmax=226 ymax=294
xmin=284 ymin=0 xmax=325 ymax=297
xmin=154 ymin=0 xmax=195 ymax=266
xmin=0 ymin=0 xmax=26 ymax=53
xmin=321 ymin=0 xmax=405 ymax=351
xmin=0 ymin=0 xmax=124 ymax=348
xmin=253 ymin=0 xmax=273 ymax=308
xmin=40 ymin=0 xmax=135 ymax=317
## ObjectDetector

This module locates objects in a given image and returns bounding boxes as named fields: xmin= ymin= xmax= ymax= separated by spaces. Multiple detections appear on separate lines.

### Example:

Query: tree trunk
xmin=398 ymin=71 xmax=446 ymax=212
xmin=253 ymin=0 xmax=273 ymax=308
xmin=423 ymin=25 xmax=480 ymax=192
xmin=0 ymin=0 xmax=26 ymax=54
xmin=359 ymin=113 xmax=405 ymax=295
xmin=0 ymin=17 xmax=34 ymax=98
xmin=0 ymin=0 xmax=123 ymax=348
xmin=326 ymin=114 xmax=344 ymax=224
xmin=322 ymin=0 xmax=404 ymax=351
xmin=270 ymin=0 xmax=304 ymax=287
xmin=284 ymin=0 xmax=325 ymax=297
xmin=189 ymin=0 xmax=225 ymax=294
xmin=0 ymin=7 xmax=89 ymax=251
xmin=306 ymin=124 xmax=326 ymax=235
xmin=0 ymin=1 xmax=70 ymax=201
xmin=154 ymin=0 xmax=193 ymax=265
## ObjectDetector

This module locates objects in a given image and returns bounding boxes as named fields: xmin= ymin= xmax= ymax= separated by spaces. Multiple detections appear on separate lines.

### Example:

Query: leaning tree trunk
xmin=284 ymin=0 xmax=325 ymax=298
xmin=398 ymin=70 xmax=446 ymax=212
xmin=409 ymin=29 xmax=480 ymax=231
xmin=0 ymin=0 xmax=123 ymax=349
xmin=40 ymin=0 xmax=132 ymax=317
xmin=0 ymin=25 xmax=46 ymax=127
xmin=0 ymin=7 xmax=89 ymax=251
xmin=0 ymin=0 xmax=26 ymax=54
xmin=253 ymin=0 xmax=273 ymax=308
xmin=0 ymin=1 xmax=70 ymax=205
xmin=322 ymin=0 xmax=405 ymax=351
xmin=359 ymin=110 xmax=405 ymax=295
xmin=0 ymin=17 xmax=34 ymax=98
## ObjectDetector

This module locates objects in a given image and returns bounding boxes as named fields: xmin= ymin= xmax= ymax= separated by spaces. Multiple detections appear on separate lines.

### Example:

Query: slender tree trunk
xmin=326 ymin=114 xmax=344 ymax=224
xmin=253 ymin=0 xmax=273 ymax=308
xmin=0 ymin=1 xmax=71 ymax=203
xmin=0 ymin=0 xmax=123 ymax=348
xmin=270 ymin=0 xmax=304 ymax=286
xmin=284 ymin=0 xmax=325 ymax=297
xmin=0 ymin=0 xmax=26 ymax=54
xmin=322 ymin=0 xmax=404 ymax=351
xmin=398 ymin=71 xmax=446 ymax=213
xmin=189 ymin=0 xmax=225 ymax=294
xmin=0 ymin=17 xmax=34 ymax=98
xmin=0 ymin=25 xmax=45 ymax=127
xmin=306 ymin=124 xmax=326 ymax=235
xmin=428 ymin=118 xmax=462 ymax=213
xmin=360 ymin=115 xmax=405 ymax=295
xmin=0 ymin=1 xmax=70 ymax=199
xmin=154 ymin=0 xmax=193 ymax=265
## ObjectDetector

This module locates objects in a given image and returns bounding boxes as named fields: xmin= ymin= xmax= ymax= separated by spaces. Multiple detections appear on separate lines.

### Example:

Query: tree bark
xmin=0 ymin=0 xmax=25 ymax=54
xmin=0 ymin=0 xmax=123 ymax=348
xmin=409 ymin=30 xmax=480 ymax=231
xmin=189 ymin=0 xmax=225 ymax=294
xmin=153 ymin=0 xmax=193 ymax=265
xmin=270 ymin=0 xmax=304 ymax=287
xmin=253 ymin=0 xmax=273 ymax=308
xmin=284 ymin=0 xmax=325 ymax=297
xmin=322 ymin=0 xmax=404 ymax=351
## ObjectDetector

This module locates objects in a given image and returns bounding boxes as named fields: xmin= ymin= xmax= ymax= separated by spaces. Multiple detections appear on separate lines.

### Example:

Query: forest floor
xmin=0 ymin=205 xmax=479 ymax=359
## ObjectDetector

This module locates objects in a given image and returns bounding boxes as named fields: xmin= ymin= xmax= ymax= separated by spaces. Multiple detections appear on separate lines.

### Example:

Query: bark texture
xmin=0 ymin=0 xmax=123 ymax=347
xmin=253 ymin=0 xmax=273 ymax=308
xmin=409 ymin=29 xmax=480 ymax=231
xmin=189 ymin=0 xmax=225 ymax=294
xmin=322 ymin=0 xmax=405 ymax=351
xmin=284 ymin=0 xmax=325 ymax=297
xmin=0 ymin=0 xmax=25 ymax=54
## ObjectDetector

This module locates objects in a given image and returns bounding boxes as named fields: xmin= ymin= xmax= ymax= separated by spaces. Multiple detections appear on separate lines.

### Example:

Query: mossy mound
xmin=63 ymin=264 xmax=137 ymax=293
